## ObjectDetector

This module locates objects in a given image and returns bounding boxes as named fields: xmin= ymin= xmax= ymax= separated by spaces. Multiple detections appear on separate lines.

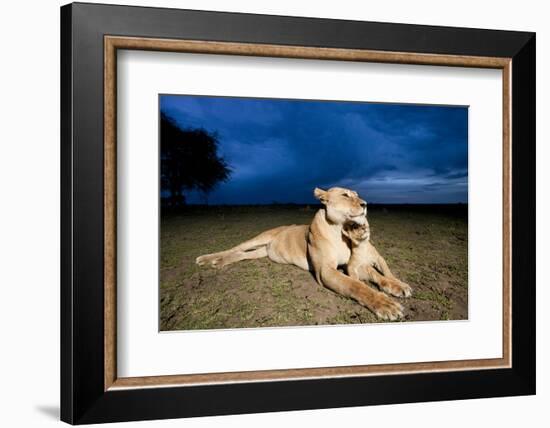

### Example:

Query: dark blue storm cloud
xmin=160 ymin=95 xmax=468 ymax=204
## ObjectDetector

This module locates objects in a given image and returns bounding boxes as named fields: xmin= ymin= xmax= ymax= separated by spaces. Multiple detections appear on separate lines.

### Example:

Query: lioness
xmin=342 ymin=221 xmax=412 ymax=298
xmin=196 ymin=187 xmax=403 ymax=320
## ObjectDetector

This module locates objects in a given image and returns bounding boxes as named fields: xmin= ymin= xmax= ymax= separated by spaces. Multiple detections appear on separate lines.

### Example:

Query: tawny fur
xmin=196 ymin=187 xmax=404 ymax=320
xmin=342 ymin=222 xmax=413 ymax=298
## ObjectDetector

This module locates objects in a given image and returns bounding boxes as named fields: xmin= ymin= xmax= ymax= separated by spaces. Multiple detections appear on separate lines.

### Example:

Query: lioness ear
xmin=314 ymin=187 xmax=328 ymax=204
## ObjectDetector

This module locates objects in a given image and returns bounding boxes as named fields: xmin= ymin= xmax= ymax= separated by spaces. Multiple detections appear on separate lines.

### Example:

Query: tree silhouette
xmin=160 ymin=113 xmax=231 ymax=206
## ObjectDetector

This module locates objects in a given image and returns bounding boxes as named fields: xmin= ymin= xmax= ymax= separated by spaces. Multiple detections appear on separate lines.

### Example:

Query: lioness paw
xmin=211 ymin=257 xmax=228 ymax=268
xmin=380 ymin=279 xmax=413 ymax=298
xmin=370 ymin=293 xmax=404 ymax=321
xmin=196 ymin=254 xmax=222 ymax=267
xmin=398 ymin=281 xmax=413 ymax=298
xmin=195 ymin=255 xmax=210 ymax=266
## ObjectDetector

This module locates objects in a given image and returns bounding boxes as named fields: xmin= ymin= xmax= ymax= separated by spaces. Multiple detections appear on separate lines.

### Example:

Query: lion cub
xmin=342 ymin=222 xmax=412 ymax=298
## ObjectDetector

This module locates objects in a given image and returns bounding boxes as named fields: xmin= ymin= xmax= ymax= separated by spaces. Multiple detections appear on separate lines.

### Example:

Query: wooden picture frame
xmin=61 ymin=2 xmax=535 ymax=424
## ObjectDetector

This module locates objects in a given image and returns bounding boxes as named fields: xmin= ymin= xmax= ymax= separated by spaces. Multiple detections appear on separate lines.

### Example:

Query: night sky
xmin=160 ymin=95 xmax=468 ymax=204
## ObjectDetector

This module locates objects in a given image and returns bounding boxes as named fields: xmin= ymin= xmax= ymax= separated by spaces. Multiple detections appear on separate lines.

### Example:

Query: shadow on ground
xmin=35 ymin=405 xmax=59 ymax=420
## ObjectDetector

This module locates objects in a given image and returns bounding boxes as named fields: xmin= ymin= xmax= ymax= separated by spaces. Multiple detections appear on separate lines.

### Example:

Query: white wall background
xmin=0 ymin=1 xmax=546 ymax=427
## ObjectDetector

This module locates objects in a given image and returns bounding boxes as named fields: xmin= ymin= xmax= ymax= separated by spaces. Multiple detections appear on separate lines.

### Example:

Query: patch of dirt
xmin=160 ymin=205 xmax=468 ymax=330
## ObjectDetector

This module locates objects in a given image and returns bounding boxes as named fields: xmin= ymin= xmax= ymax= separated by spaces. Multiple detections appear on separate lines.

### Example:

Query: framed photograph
xmin=60 ymin=2 xmax=535 ymax=424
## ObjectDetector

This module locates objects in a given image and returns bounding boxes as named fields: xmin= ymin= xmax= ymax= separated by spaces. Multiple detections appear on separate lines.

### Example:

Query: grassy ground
xmin=160 ymin=205 xmax=468 ymax=331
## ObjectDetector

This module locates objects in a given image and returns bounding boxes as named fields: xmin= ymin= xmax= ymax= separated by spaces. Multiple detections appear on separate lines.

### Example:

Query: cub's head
xmin=314 ymin=187 xmax=367 ymax=225
xmin=342 ymin=221 xmax=371 ymax=246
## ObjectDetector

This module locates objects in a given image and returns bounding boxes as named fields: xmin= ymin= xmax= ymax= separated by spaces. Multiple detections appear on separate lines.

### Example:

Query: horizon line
xmin=162 ymin=202 xmax=469 ymax=206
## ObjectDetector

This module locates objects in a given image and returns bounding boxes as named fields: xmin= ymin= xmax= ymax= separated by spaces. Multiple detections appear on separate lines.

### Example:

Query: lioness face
xmin=314 ymin=187 xmax=367 ymax=225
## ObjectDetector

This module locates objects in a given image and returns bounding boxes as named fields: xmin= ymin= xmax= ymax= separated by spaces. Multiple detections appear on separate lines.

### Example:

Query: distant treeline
xmin=161 ymin=202 xmax=468 ymax=217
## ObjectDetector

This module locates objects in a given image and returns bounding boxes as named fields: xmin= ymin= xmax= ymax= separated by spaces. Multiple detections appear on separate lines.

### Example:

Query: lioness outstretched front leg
xmin=319 ymin=266 xmax=403 ymax=320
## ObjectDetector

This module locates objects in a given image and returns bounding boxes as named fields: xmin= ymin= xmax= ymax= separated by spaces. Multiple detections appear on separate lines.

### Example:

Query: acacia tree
xmin=160 ymin=113 xmax=231 ymax=206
